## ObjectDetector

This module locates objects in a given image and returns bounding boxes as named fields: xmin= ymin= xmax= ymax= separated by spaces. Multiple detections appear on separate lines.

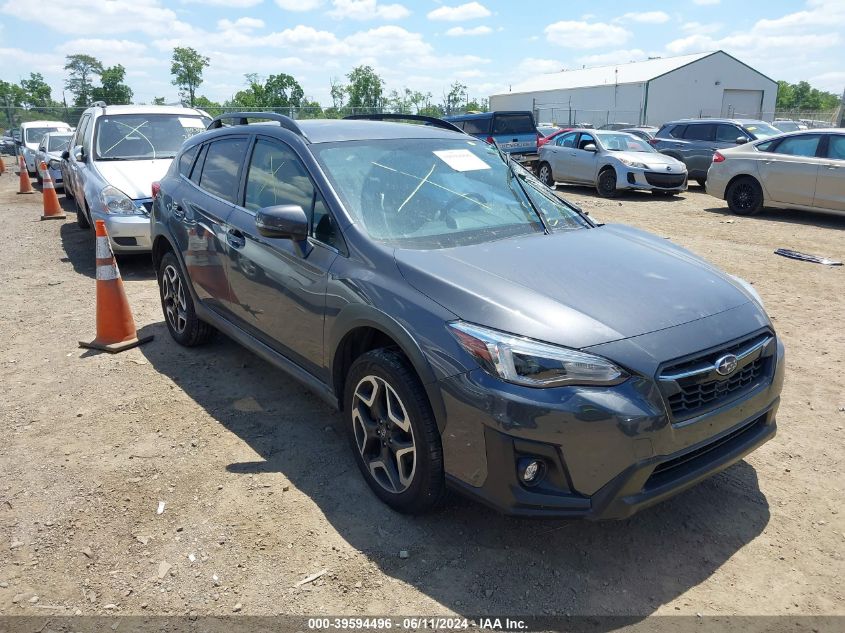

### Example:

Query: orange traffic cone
xmin=17 ymin=155 xmax=34 ymax=194
xmin=0 ymin=156 xmax=6 ymax=176
xmin=79 ymin=220 xmax=154 ymax=353
xmin=39 ymin=161 xmax=66 ymax=221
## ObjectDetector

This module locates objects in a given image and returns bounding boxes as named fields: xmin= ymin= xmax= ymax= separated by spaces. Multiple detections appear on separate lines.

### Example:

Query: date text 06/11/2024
xmin=306 ymin=618 xmax=528 ymax=630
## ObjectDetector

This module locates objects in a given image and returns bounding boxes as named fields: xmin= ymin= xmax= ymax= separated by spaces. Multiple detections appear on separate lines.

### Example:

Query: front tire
xmin=158 ymin=251 xmax=215 ymax=346
xmin=597 ymin=168 xmax=618 ymax=198
xmin=75 ymin=196 xmax=90 ymax=229
xmin=537 ymin=162 xmax=555 ymax=188
xmin=726 ymin=176 xmax=763 ymax=215
xmin=345 ymin=349 xmax=445 ymax=514
xmin=696 ymin=178 xmax=707 ymax=188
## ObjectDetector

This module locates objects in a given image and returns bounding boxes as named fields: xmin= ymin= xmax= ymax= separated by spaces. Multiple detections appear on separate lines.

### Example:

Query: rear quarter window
xmin=666 ymin=124 xmax=686 ymax=138
xmin=492 ymin=114 xmax=535 ymax=135
xmin=178 ymin=145 xmax=199 ymax=177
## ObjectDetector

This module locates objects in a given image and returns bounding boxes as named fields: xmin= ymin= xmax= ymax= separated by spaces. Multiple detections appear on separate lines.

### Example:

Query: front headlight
xmin=448 ymin=321 xmax=628 ymax=388
xmin=729 ymin=275 xmax=765 ymax=308
xmin=619 ymin=157 xmax=649 ymax=169
xmin=99 ymin=185 xmax=139 ymax=215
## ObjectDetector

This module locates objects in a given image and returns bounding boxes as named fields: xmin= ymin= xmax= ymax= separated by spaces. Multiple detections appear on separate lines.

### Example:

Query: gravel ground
xmin=0 ymin=157 xmax=842 ymax=623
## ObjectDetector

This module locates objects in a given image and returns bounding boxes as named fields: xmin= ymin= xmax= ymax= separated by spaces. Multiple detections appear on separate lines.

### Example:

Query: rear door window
xmin=492 ymin=113 xmax=535 ymax=135
xmin=772 ymin=134 xmax=822 ymax=157
xmin=463 ymin=118 xmax=491 ymax=135
xmin=198 ymin=137 xmax=249 ymax=203
xmin=826 ymin=135 xmax=845 ymax=160
xmin=715 ymin=124 xmax=745 ymax=143
xmin=683 ymin=124 xmax=715 ymax=141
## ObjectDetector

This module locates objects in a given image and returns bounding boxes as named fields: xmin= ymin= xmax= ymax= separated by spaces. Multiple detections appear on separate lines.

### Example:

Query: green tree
xmin=264 ymin=73 xmax=304 ymax=108
xmin=91 ymin=65 xmax=133 ymax=105
xmin=465 ymin=97 xmax=489 ymax=113
xmin=346 ymin=65 xmax=384 ymax=110
xmin=776 ymin=79 xmax=840 ymax=111
xmin=64 ymin=54 xmax=104 ymax=106
xmin=193 ymin=95 xmax=223 ymax=116
xmin=407 ymin=90 xmax=433 ymax=114
xmin=1 ymin=79 xmax=27 ymax=128
xmin=442 ymin=81 xmax=467 ymax=116
xmin=152 ymin=97 xmax=166 ymax=105
xmin=170 ymin=46 xmax=209 ymax=107
xmin=20 ymin=73 xmax=53 ymax=108
xmin=329 ymin=77 xmax=346 ymax=110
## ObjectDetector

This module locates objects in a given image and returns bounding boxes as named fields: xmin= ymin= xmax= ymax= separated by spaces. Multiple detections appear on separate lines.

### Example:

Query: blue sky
xmin=1 ymin=0 xmax=843 ymax=106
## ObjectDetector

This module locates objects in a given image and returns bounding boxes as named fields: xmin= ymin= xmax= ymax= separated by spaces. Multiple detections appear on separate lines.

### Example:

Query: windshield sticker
xmin=433 ymin=149 xmax=491 ymax=172
xmin=179 ymin=117 xmax=204 ymax=129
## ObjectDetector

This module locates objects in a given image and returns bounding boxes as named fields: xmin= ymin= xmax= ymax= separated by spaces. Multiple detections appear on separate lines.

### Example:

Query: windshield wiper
xmin=494 ymin=144 xmax=550 ymax=234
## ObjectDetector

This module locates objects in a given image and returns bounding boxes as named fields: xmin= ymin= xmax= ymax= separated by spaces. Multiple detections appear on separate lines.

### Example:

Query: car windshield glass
xmin=743 ymin=122 xmax=781 ymax=139
xmin=94 ymin=114 xmax=209 ymax=160
xmin=596 ymin=132 xmax=654 ymax=153
xmin=47 ymin=135 xmax=73 ymax=151
xmin=312 ymin=138 xmax=589 ymax=250
xmin=26 ymin=127 xmax=66 ymax=143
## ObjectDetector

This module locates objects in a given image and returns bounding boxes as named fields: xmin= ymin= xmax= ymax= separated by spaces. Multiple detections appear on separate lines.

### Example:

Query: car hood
xmin=94 ymin=159 xmax=174 ymax=200
xmin=394 ymin=224 xmax=752 ymax=349
xmin=613 ymin=150 xmax=686 ymax=171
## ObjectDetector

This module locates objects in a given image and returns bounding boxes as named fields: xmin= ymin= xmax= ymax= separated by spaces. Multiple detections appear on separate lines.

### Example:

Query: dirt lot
xmin=0 ymin=157 xmax=843 ymax=623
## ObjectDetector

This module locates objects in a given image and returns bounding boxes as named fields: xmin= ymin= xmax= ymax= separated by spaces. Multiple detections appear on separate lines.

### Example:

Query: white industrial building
xmin=489 ymin=50 xmax=778 ymax=128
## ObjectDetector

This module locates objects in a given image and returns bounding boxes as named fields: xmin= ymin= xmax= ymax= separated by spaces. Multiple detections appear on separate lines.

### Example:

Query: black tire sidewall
xmin=344 ymin=349 xmax=444 ymax=514
xmin=727 ymin=177 xmax=763 ymax=215
xmin=538 ymin=162 xmax=554 ymax=187
xmin=597 ymin=169 xmax=617 ymax=197
xmin=158 ymin=252 xmax=203 ymax=346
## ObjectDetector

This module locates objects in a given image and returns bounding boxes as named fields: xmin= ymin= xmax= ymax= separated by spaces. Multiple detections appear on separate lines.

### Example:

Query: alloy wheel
xmin=731 ymin=182 xmax=755 ymax=211
xmin=162 ymin=264 xmax=188 ymax=334
xmin=538 ymin=164 xmax=553 ymax=187
xmin=351 ymin=375 xmax=416 ymax=494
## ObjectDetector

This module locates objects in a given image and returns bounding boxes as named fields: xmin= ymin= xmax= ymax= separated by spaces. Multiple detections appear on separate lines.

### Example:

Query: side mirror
xmin=735 ymin=136 xmax=747 ymax=145
xmin=583 ymin=143 xmax=597 ymax=152
xmin=72 ymin=145 xmax=85 ymax=162
xmin=255 ymin=204 xmax=309 ymax=241
xmin=61 ymin=150 xmax=70 ymax=160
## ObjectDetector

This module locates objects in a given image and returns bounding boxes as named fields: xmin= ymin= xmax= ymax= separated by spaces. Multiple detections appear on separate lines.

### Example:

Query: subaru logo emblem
xmin=715 ymin=354 xmax=738 ymax=376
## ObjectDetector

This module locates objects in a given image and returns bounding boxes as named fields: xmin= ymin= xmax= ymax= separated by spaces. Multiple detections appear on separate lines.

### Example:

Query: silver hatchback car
xmin=63 ymin=104 xmax=209 ymax=253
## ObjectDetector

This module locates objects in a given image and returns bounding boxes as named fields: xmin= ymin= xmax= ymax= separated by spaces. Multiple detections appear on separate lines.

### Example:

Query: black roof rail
xmin=343 ymin=113 xmax=465 ymax=134
xmin=207 ymin=112 xmax=307 ymax=139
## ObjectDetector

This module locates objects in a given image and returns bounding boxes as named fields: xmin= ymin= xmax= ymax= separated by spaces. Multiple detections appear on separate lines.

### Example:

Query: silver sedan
xmin=537 ymin=130 xmax=688 ymax=197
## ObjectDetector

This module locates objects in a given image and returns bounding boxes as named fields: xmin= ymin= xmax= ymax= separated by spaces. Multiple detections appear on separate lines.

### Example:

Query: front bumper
xmin=618 ymin=167 xmax=687 ymax=192
xmin=438 ymin=329 xmax=784 ymax=519
xmin=91 ymin=211 xmax=153 ymax=252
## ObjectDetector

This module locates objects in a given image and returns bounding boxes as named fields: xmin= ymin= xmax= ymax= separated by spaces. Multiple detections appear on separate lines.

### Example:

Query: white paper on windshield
xmin=179 ymin=117 xmax=204 ymax=129
xmin=433 ymin=149 xmax=491 ymax=172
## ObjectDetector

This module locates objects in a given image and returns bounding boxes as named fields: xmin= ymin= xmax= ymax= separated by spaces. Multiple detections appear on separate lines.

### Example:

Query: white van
xmin=19 ymin=120 xmax=73 ymax=175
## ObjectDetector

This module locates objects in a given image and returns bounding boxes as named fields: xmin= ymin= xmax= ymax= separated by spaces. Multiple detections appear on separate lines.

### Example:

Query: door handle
xmin=227 ymin=229 xmax=245 ymax=249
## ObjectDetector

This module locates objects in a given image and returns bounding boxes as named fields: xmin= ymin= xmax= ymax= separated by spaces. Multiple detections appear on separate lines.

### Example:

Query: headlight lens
xmin=729 ymin=275 xmax=764 ymax=308
xmin=99 ymin=185 xmax=139 ymax=215
xmin=619 ymin=157 xmax=649 ymax=169
xmin=448 ymin=321 xmax=628 ymax=388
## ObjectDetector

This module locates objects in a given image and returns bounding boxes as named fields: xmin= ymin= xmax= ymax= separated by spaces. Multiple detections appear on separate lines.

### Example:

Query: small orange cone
xmin=39 ymin=161 xmax=66 ymax=221
xmin=79 ymin=220 xmax=154 ymax=354
xmin=17 ymin=155 xmax=34 ymax=194
xmin=0 ymin=156 xmax=6 ymax=176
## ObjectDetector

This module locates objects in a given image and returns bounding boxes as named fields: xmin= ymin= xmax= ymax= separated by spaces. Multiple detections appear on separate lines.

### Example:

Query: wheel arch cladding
xmin=328 ymin=306 xmax=447 ymax=431
xmin=152 ymin=234 xmax=175 ymax=271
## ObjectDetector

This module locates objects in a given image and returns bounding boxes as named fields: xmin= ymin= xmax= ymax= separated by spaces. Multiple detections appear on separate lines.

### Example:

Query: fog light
xmin=517 ymin=457 xmax=545 ymax=486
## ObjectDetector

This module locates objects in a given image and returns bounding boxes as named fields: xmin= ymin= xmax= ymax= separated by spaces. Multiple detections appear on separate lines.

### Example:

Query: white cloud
xmin=693 ymin=0 xmax=720 ymax=5
xmin=1 ymin=0 xmax=197 ymax=38
xmin=182 ymin=0 xmax=263 ymax=6
xmin=516 ymin=58 xmax=563 ymax=75
xmin=577 ymin=49 xmax=649 ymax=66
xmin=275 ymin=0 xmax=323 ymax=9
xmin=544 ymin=20 xmax=631 ymax=49
xmin=427 ymin=2 xmax=490 ymax=21
xmin=681 ymin=21 xmax=722 ymax=34
xmin=809 ymin=71 xmax=845 ymax=92
xmin=217 ymin=17 xmax=265 ymax=31
xmin=616 ymin=11 xmax=670 ymax=24
xmin=445 ymin=25 xmax=492 ymax=36
xmin=328 ymin=0 xmax=409 ymax=20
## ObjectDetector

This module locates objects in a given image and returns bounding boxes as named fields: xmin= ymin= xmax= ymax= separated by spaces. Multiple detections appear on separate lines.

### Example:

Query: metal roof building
xmin=489 ymin=50 xmax=778 ymax=127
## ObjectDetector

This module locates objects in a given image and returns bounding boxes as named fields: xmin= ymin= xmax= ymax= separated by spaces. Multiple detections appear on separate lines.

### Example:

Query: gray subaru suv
xmin=652 ymin=118 xmax=781 ymax=186
xmin=150 ymin=112 xmax=784 ymax=519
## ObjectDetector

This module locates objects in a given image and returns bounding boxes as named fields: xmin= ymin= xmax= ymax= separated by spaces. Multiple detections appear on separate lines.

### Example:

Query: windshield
xmin=596 ymin=132 xmax=655 ymax=153
xmin=312 ymin=138 xmax=589 ymax=250
xmin=47 ymin=134 xmax=73 ymax=151
xmin=26 ymin=126 xmax=68 ymax=143
xmin=743 ymin=122 xmax=781 ymax=140
xmin=94 ymin=114 xmax=209 ymax=160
